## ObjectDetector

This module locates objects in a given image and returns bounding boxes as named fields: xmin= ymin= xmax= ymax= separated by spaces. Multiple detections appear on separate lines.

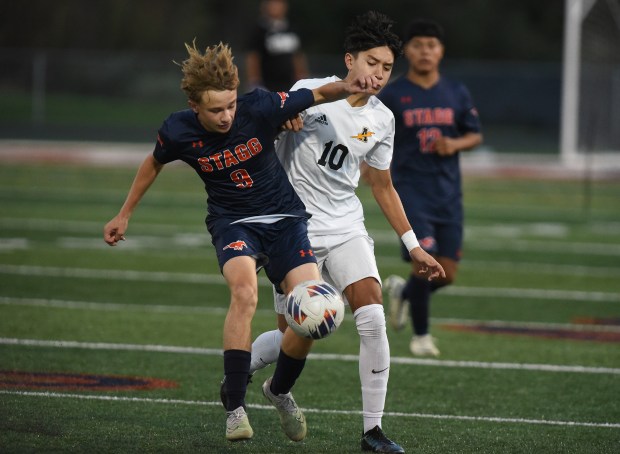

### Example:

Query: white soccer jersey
xmin=276 ymin=76 xmax=395 ymax=236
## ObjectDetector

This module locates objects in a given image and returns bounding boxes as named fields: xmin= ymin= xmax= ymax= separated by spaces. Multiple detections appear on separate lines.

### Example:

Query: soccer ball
xmin=284 ymin=280 xmax=345 ymax=340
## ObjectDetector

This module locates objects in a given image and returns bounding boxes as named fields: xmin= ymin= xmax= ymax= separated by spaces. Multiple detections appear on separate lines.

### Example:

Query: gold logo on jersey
xmin=351 ymin=127 xmax=375 ymax=142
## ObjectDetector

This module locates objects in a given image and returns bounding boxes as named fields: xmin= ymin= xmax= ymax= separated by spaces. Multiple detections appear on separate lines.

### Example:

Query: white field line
xmin=1 ymin=264 xmax=619 ymax=302
xmin=440 ymin=286 xmax=620 ymax=303
xmin=0 ymin=296 xmax=230 ymax=315
xmin=1 ymin=390 xmax=618 ymax=429
xmin=0 ymin=217 xmax=190 ymax=236
xmin=377 ymin=256 xmax=620 ymax=278
xmin=3 ymin=235 xmax=619 ymax=277
xmin=0 ymin=264 xmax=228 ymax=285
xmin=2 ymin=296 xmax=620 ymax=333
xmin=1 ymin=337 xmax=618 ymax=376
xmin=368 ymin=229 xmax=620 ymax=256
xmin=2 ymin=216 xmax=620 ymax=256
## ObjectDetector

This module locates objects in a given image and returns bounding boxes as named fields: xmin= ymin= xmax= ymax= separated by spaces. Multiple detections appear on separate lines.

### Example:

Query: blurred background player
xmin=379 ymin=19 xmax=483 ymax=357
xmin=241 ymin=11 xmax=445 ymax=453
xmin=245 ymin=0 xmax=309 ymax=91
xmin=103 ymin=40 xmax=380 ymax=442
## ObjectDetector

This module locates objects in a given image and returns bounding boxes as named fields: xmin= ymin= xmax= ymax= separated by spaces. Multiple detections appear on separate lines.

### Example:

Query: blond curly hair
xmin=178 ymin=41 xmax=239 ymax=103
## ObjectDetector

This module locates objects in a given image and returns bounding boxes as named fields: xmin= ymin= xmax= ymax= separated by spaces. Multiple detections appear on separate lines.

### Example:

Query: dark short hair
xmin=343 ymin=11 xmax=402 ymax=58
xmin=402 ymin=19 xmax=445 ymax=44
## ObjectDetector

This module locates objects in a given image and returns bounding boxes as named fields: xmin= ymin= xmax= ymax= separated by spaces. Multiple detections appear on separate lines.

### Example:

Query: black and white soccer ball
xmin=284 ymin=280 xmax=345 ymax=340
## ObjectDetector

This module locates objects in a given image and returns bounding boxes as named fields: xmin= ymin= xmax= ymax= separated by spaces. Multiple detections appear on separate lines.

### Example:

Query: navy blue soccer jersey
xmin=153 ymin=88 xmax=314 ymax=230
xmin=378 ymin=76 xmax=481 ymax=213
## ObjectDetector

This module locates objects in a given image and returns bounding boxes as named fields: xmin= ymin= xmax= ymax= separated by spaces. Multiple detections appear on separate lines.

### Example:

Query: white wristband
xmin=401 ymin=230 xmax=420 ymax=252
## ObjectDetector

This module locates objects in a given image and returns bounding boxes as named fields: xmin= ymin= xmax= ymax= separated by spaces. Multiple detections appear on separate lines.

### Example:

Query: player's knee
xmin=436 ymin=267 xmax=457 ymax=287
xmin=346 ymin=278 xmax=383 ymax=309
xmin=353 ymin=304 xmax=386 ymax=337
xmin=351 ymin=292 xmax=383 ymax=310
xmin=435 ymin=274 xmax=455 ymax=287
xmin=229 ymin=282 xmax=258 ymax=312
xmin=433 ymin=257 xmax=458 ymax=287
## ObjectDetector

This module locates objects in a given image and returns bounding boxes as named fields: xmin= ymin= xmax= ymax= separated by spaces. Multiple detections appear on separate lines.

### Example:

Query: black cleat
xmin=219 ymin=376 xmax=227 ymax=409
xmin=361 ymin=426 xmax=405 ymax=453
xmin=220 ymin=374 xmax=253 ymax=410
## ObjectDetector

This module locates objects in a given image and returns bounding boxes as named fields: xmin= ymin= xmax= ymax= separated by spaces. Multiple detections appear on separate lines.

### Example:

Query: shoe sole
xmin=226 ymin=428 xmax=253 ymax=441
xmin=410 ymin=348 xmax=440 ymax=357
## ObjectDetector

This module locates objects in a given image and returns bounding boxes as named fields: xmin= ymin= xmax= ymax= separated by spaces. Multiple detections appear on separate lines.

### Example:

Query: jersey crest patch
xmin=351 ymin=127 xmax=375 ymax=142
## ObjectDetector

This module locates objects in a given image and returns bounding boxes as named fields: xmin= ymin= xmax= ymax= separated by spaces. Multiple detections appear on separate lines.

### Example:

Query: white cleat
xmin=383 ymin=275 xmax=408 ymax=331
xmin=410 ymin=334 xmax=440 ymax=357
xmin=262 ymin=377 xmax=307 ymax=441
xmin=225 ymin=406 xmax=253 ymax=441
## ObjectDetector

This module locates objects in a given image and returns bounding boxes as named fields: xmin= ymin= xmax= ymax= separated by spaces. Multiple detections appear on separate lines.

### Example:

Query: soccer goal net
xmin=560 ymin=0 xmax=620 ymax=168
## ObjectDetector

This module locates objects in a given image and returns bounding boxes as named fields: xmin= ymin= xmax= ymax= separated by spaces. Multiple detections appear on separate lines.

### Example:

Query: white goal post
xmin=560 ymin=0 xmax=620 ymax=168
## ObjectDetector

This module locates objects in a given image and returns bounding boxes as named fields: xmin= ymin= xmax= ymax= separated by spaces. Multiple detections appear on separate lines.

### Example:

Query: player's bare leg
xmin=221 ymin=256 xmax=258 ymax=440
xmin=223 ymin=256 xmax=259 ymax=351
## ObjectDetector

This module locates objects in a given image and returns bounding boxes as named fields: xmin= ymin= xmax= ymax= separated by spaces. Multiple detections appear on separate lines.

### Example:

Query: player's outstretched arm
xmin=103 ymin=154 xmax=164 ymax=246
xmin=365 ymin=165 xmax=445 ymax=281
xmin=365 ymin=165 xmax=411 ymax=237
xmin=310 ymin=75 xmax=380 ymax=105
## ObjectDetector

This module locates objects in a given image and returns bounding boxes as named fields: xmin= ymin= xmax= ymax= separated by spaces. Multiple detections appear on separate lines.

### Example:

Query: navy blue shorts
xmin=399 ymin=217 xmax=462 ymax=262
xmin=211 ymin=216 xmax=317 ymax=292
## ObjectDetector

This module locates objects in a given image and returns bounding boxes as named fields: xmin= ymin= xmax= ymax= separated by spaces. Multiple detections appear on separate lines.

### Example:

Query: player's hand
xmin=103 ymin=216 xmax=128 ymax=246
xmin=280 ymin=114 xmax=304 ymax=132
xmin=433 ymin=137 xmax=457 ymax=156
xmin=410 ymin=247 xmax=446 ymax=281
xmin=347 ymin=75 xmax=381 ymax=94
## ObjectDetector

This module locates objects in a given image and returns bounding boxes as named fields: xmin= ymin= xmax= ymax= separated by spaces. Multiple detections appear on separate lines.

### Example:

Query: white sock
xmin=249 ymin=329 xmax=283 ymax=375
xmin=354 ymin=304 xmax=390 ymax=433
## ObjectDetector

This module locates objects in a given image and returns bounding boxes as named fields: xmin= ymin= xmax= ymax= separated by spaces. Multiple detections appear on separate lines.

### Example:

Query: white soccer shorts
xmin=274 ymin=231 xmax=381 ymax=314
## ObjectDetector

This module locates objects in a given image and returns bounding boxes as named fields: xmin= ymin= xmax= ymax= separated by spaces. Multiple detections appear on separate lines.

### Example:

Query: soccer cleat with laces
xmin=383 ymin=275 xmax=408 ymax=331
xmin=262 ymin=376 xmax=307 ymax=441
xmin=361 ymin=425 xmax=405 ymax=453
xmin=409 ymin=334 xmax=440 ymax=357
xmin=225 ymin=406 xmax=253 ymax=441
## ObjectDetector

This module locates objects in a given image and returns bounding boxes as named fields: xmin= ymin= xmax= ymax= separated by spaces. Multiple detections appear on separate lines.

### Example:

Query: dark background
xmin=0 ymin=0 xmax=567 ymax=151
xmin=0 ymin=0 xmax=564 ymax=59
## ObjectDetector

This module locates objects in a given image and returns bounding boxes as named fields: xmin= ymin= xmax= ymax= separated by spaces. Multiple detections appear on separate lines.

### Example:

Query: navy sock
xmin=270 ymin=350 xmax=306 ymax=395
xmin=403 ymin=276 xmax=431 ymax=335
xmin=223 ymin=349 xmax=251 ymax=411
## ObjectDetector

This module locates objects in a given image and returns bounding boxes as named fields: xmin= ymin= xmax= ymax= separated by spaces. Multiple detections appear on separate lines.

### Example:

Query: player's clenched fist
xmin=103 ymin=216 xmax=127 ymax=246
